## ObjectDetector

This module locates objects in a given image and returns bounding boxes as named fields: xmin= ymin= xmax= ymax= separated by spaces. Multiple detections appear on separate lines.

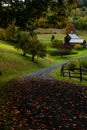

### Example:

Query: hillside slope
xmin=0 ymin=40 xmax=56 ymax=86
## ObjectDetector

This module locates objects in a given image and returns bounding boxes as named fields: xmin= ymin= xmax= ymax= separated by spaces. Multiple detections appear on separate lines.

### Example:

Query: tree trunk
xmin=23 ymin=53 xmax=26 ymax=56
xmin=32 ymin=55 xmax=35 ymax=61
xmin=23 ymin=51 xmax=26 ymax=56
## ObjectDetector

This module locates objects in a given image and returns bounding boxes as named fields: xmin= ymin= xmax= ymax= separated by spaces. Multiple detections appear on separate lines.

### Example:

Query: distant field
xmin=38 ymin=33 xmax=65 ymax=43
xmin=38 ymin=30 xmax=87 ymax=44
xmin=37 ymin=28 xmax=65 ymax=43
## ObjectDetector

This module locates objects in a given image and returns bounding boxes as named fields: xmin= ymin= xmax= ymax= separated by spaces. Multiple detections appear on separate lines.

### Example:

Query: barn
xmin=64 ymin=33 xmax=86 ymax=47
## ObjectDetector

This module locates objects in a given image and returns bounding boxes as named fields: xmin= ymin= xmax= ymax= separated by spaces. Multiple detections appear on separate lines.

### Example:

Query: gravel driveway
xmin=23 ymin=62 xmax=67 ymax=79
xmin=23 ymin=56 xmax=87 ymax=79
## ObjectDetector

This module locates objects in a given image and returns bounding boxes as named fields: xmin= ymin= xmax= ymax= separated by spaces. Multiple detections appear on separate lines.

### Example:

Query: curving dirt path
xmin=23 ymin=56 xmax=87 ymax=79
xmin=1 ymin=57 xmax=87 ymax=129
xmin=23 ymin=62 xmax=67 ymax=79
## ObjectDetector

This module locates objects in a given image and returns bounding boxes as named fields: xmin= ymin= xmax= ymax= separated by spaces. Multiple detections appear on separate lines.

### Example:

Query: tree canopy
xmin=13 ymin=28 xmax=47 ymax=61
xmin=77 ymin=0 xmax=87 ymax=7
xmin=0 ymin=0 xmax=78 ymax=29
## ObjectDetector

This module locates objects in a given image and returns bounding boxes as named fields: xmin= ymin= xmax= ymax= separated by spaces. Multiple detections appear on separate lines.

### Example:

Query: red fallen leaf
xmin=36 ymin=96 xmax=42 ymax=101
xmin=12 ymin=109 xmax=20 ymax=115
xmin=40 ymin=123 xmax=48 ymax=129
xmin=20 ymin=118 xmax=27 ymax=124
xmin=13 ymin=117 xmax=17 ymax=121
xmin=30 ymin=103 xmax=37 ymax=108
xmin=48 ymin=115 xmax=53 ymax=119
xmin=61 ymin=113 xmax=65 ymax=117
xmin=26 ymin=110 xmax=31 ymax=115
xmin=73 ymin=116 xmax=77 ymax=119
xmin=59 ymin=125 xmax=62 ymax=128
xmin=72 ymin=124 xmax=77 ymax=127
xmin=69 ymin=118 xmax=73 ymax=121
xmin=43 ymin=106 xmax=49 ymax=110
xmin=79 ymin=113 xmax=87 ymax=119
xmin=19 ymin=122 xmax=22 ymax=127
xmin=63 ymin=118 xmax=69 ymax=121
xmin=75 ymin=112 xmax=80 ymax=115
xmin=64 ymin=125 xmax=70 ymax=128
xmin=32 ymin=119 xmax=36 ymax=124
xmin=71 ymin=104 xmax=75 ymax=107
xmin=11 ymin=127 xmax=15 ymax=130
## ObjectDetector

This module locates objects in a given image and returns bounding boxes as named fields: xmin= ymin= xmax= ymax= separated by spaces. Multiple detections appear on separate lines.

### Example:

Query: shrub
xmin=74 ymin=44 xmax=83 ymax=50
xmin=48 ymin=50 xmax=58 ymax=56
xmin=0 ymin=28 xmax=5 ymax=40
xmin=57 ymin=45 xmax=72 ymax=56
xmin=38 ymin=17 xmax=47 ymax=28
xmin=51 ymin=39 xmax=63 ymax=48
xmin=80 ymin=59 xmax=87 ymax=69
xmin=66 ymin=60 xmax=80 ymax=71
xmin=5 ymin=21 xmax=16 ymax=41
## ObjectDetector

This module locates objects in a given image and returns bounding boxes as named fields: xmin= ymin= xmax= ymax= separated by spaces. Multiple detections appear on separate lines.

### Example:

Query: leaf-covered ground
xmin=0 ymin=76 xmax=87 ymax=130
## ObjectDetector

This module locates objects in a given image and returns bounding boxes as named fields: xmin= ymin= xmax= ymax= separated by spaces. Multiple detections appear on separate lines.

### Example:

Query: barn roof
xmin=69 ymin=39 xmax=84 ymax=43
xmin=69 ymin=34 xmax=78 ymax=39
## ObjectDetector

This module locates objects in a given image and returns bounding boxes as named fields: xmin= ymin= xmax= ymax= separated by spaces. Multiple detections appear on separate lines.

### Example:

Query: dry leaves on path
xmin=0 ymin=77 xmax=87 ymax=130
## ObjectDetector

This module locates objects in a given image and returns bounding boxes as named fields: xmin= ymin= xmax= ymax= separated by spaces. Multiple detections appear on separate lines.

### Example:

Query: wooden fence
xmin=61 ymin=65 xmax=87 ymax=82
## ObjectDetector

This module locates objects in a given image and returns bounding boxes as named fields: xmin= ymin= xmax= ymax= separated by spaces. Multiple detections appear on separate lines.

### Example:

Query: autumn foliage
xmin=65 ymin=23 xmax=76 ymax=34
xmin=0 ymin=77 xmax=87 ymax=129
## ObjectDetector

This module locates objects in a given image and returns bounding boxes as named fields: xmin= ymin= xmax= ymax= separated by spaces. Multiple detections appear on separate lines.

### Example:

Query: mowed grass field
xmin=0 ymin=29 xmax=87 ymax=86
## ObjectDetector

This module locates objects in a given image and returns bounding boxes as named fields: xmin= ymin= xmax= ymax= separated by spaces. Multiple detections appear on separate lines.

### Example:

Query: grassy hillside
xmin=0 ymin=40 xmax=58 ymax=87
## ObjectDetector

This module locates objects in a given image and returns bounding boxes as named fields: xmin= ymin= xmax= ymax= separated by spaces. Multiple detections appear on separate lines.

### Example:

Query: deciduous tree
xmin=0 ymin=0 xmax=78 ymax=29
xmin=28 ymin=39 xmax=47 ymax=61
xmin=14 ymin=29 xmax=47 ymax=61
xmin=14 ymin=30 xmax=31 ymax=56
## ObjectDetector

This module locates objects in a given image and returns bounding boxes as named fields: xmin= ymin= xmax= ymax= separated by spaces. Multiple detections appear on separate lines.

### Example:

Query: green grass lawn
xmin=51 ymin=66 xmax=87 ymax=86
xmin=0 ymin=40 xmax=59 ymax=87
xmin=38 ymin=31 xmax=87 ymax=43
xmin=38 ymin=33 xmax=65 ymax=44
xmin=0 ymin=30 xmax=87 ymax=87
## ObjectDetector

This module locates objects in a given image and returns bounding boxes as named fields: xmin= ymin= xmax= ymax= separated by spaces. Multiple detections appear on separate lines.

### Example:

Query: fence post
xmin=69 ymin=70 xmax=71 ymax=79
xmin=61 ymin=65 xmax=64 ymax=77
xmin=80 ymin=66 xmax=82 ymax=82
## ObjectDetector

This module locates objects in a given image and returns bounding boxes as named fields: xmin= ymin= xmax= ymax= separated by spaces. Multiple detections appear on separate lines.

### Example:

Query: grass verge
xmin=51 ymin=66 xmax=87 ymax=86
